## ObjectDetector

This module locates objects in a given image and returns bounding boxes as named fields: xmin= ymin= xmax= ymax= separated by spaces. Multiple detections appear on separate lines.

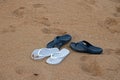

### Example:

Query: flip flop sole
xmin=70 ymin=41 xmax=103 ymax=54
xmin=46 ymin=48 xmax=70 ymax=64
xmin=31 ymin=48 xmax=59 ymax=60
xmin=46 ymin=34 xmax=72 ymax=49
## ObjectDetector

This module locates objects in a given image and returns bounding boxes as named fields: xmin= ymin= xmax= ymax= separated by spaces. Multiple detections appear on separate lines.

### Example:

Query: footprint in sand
xmin=113 ymin=13 xmax=120 ymax=17
xmin=0 ymin=25 xmax=16 ymax=34
xmin=99 ymin=17 xmax=120 ymax=33
xmin=12 ymin=7 xmax=26 ymax=18
xmin=113 ymin=6 xmax=120 ymax=17
xmin=41 ymin=27 xmax=67 ymax=35
xmin=81 ymin=59 xmax=103 ymax=76
xmin=104 ymin=17 xmax=118 ymax=26
xmin=80 ymin=55 xmax=120 ymax=79
xmin=34 ymin=17 xmax=51 ymax=26
xmin=103 ymin=17 xmax=120 ymax=33
xmin=116 ymin=6 xmax=120 ymax=13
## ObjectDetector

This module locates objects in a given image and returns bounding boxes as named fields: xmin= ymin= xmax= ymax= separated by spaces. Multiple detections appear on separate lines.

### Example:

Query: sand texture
xmin=0 ymin=0 xmax=120 ymax=80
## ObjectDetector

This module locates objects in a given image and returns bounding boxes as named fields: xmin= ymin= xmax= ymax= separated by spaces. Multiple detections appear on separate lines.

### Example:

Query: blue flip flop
xmin=70 ymin=40 xmax=103 ymax=54
xmin=47 ymin=34 xmax=72 ymax=49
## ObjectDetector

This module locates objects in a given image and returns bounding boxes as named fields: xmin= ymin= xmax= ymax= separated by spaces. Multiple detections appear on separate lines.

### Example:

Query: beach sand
xmin=0 ymin=0 xmax=120 ymax=80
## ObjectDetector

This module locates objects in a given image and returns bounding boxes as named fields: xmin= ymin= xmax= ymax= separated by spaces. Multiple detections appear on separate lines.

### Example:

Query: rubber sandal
xmin=46 ymin=48 xmax=70 ymax=64
xmin=31 ymin=48 xmax=59 ymax=60
xmin=46 ymin=34 xmax=72 ymax=49
xmin=70 ymin=40 xmax=103 ymax=54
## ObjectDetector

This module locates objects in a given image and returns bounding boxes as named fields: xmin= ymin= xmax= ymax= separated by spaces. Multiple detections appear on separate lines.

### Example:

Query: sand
xmin=0 ymin=0 xmax=120 ymax=80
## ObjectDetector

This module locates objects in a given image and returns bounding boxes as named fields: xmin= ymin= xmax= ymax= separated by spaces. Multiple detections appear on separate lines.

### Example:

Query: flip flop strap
xmin=77 ymin=41 xmax=92 ymax=47
xmin=53 ymin=36 xmax=61 ymax=45
xmin=81 ymin=40 xmax=92 ymax=46
xmin=50 ymin=53 xmax=66 ymax=59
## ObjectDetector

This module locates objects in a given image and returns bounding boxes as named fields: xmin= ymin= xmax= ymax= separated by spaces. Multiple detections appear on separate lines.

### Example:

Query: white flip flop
xmin=31 ymin=48 xmax=59 ymax=60
xmin=46 ymin=48 xmax=70 ymax=64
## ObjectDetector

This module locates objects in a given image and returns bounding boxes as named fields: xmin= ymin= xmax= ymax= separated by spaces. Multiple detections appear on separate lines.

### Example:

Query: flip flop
xmin=31 ymin=48 xmax=59 ymax=60
xmin=46 ymin=48 xmax=70 ymax=64
xmin=70 ymin=40 xmax=103 ymax=54
xmin=46 ymin=34 xmax=72 ymax=49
